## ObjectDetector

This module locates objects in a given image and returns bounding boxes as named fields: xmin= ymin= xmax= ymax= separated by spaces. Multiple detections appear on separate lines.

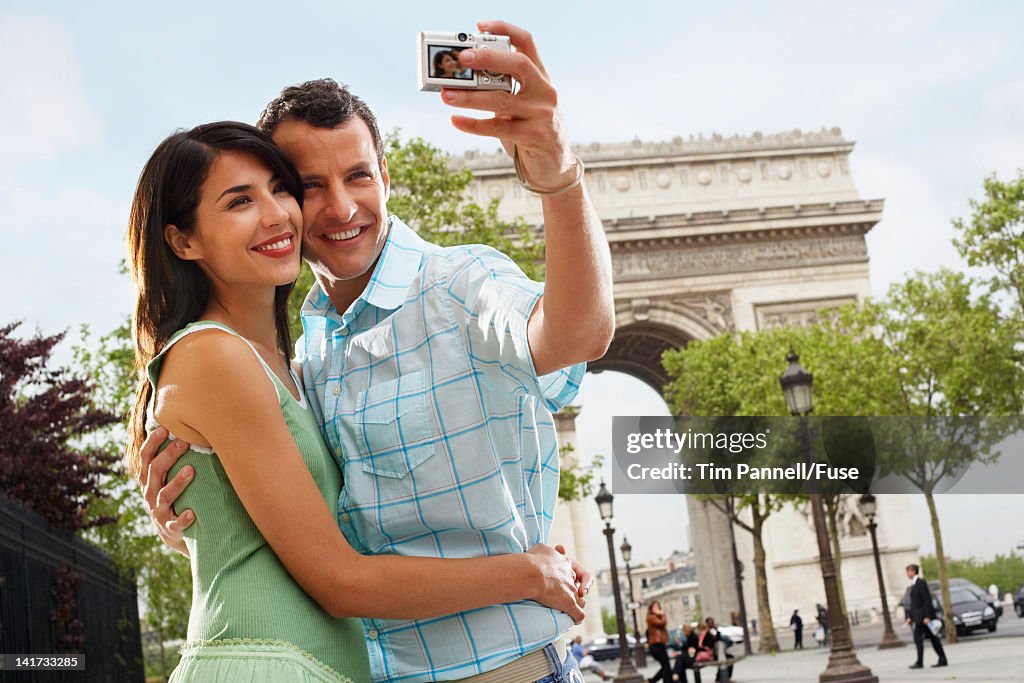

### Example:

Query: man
xmin=702 ymin=617 xmax=734 ymax=680
xmin=571 ymin=635 xmax=610 ymax=681
xmin=790 ymin=609 xmax=803 ymax=649
xmin=905 ymin=563 xmax=948 ymax=669
xmin=138 ymin=20 xmax=613 ymax=683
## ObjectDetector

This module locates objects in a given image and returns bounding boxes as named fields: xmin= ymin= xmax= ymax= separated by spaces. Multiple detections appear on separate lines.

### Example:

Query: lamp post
xmin=858 ymin=493 xmax=905 ymax=649
xmin=595 ymin=482 xmax=644 ymax=683
xmin=620 ymin=538 xmax=647 ymax=668
xmin=780 ymin=351 xmax=878 ymax=683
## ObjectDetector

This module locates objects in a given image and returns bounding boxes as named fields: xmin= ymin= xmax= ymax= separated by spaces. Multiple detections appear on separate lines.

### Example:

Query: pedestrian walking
xmin=647 ymin=600 xmax=672 ymax=683
xmin=815 ymin=603 xmax=830 ymax=646
xmin=905 ymin=564 xmax=948 ymax=670
xmin=790 ymin=609 xmax=803 ymax=649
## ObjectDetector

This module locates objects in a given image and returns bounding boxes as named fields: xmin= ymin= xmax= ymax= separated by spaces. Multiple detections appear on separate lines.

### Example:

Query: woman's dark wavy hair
xmin=432 ymin=49 xmax=458 ymax=77
xmin=125 ymin=121 xmax=302 ymax=477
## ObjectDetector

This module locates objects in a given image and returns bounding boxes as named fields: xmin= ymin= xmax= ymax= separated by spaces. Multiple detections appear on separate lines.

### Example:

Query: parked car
xmin=930 ymin=578 xmax=1002 ymax=619
xmin=938 ymin=587 xmax=998 ymax=636
xmin=1014 ymin=583 xmax=1024 ymax=618
xmin=717 ymin=624 xmax=745 ymax=642
xmin=585 ymin=634 xmax=638 ymax=661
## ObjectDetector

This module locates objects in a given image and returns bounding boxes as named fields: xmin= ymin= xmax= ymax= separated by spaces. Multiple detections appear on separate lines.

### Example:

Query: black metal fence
xmin=0 ymin=495 xmax=143 ymax=682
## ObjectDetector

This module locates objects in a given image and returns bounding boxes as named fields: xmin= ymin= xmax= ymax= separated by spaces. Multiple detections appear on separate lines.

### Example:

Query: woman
xmin=432 ymin=48 xmax=467 ymax=78
xmin=646 ymin=600 xmax=672 ymax=683
xmin=125 ymin=122 xmax=586 ymax=682
xmin=671 ymin=623 xmax=702 ymax=683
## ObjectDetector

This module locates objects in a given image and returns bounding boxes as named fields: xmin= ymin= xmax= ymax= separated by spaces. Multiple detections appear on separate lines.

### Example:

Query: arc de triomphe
xmin=459 ymin=128 xmax=917 ymax=639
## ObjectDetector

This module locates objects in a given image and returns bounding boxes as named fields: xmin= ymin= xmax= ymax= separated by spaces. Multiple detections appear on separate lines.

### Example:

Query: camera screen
xmin=428 ymin=45 xmax=473 ymax=81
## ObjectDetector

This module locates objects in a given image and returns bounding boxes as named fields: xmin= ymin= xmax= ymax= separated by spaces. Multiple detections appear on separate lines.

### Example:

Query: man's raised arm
xmin=443 ymin=20 xmax=615 ymax=376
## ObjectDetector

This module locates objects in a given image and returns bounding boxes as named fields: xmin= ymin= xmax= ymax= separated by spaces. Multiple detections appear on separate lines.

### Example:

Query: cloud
xmin=0 ymin=14 xmax=105 ymax=175
xmin=0 ymin=183 xmax=131 ymax=342
xmin=983 ymin=80 xmax=1024 ymax=119
xmin=852 ymin=152 xmax=964 ymax=296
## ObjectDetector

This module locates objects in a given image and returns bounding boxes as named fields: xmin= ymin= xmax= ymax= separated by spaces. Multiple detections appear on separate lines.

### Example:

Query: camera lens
xmin=457 ymin=32 xmax=469 ymax=42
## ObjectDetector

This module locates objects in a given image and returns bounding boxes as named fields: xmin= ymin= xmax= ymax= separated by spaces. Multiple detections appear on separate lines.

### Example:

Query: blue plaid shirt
xmin=297 ymin=217 xmax=584 ymax=682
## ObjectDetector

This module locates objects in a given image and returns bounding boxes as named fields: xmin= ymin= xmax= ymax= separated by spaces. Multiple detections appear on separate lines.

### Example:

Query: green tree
xmin=920 ymin=552 xmax=1024 ymax=600
xmin=601 ymin=606 xmax=618 ymax=635
xmin=952 ymin=170 xmax=1024 ymax=317
xmin=663 ymin=312 xmax=890 ymax=651
xmin=868 ymin=268 xmax=1023 ymax=642
xmin=665 ymin=268 xmax=1022 ymax=644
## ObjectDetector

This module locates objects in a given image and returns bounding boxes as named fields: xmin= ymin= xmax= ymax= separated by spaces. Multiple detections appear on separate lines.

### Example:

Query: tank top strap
xmin=145 ymin=322 xmax=301 ymax=443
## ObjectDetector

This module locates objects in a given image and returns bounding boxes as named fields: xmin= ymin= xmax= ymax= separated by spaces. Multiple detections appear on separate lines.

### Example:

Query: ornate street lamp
xmin=858 ymin=493 xmax=905 ymax=649
xmin=619 ymin=537 xmax=646 ymax=667
xmin=595 ymin=482 xmax=643 ymax=683
xmin=781 ymin=352 xmax=878 ymax=683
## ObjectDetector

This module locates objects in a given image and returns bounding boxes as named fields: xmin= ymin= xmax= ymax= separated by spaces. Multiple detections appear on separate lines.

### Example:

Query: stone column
xmin=686 ymin=496 xmax=739 ymax=623
xmin=550 ymin=406 xmax=605 ymax=641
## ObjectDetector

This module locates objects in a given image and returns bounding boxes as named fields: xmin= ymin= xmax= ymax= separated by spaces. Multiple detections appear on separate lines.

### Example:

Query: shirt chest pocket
xmin=354 ymin=371 xmax=436 ymax=478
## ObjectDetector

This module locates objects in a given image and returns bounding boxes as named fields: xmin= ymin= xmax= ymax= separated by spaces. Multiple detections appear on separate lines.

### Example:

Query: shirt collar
xmin=299 ymin=216 xmax=427 ymax=324
xmin=361 ymin=216 xmax=428 ymax=311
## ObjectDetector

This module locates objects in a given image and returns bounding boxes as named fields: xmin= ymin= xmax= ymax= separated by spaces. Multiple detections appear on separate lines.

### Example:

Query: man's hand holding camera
xmin=437 ymin=20 xmax=615 ymax=377
xmin=440 ymin=21 xmax=576 ymax=191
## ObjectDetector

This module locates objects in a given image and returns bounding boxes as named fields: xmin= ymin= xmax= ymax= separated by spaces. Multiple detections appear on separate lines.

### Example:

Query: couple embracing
xmin=127 ymin=21 xmax=614 ymax=683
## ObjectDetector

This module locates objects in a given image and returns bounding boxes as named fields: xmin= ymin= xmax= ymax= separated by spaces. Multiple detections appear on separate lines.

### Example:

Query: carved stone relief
xmin=797 ymin=495 xmax=868 ymax=538
xmin=754 ymin=296 xmax=857 ymax=330
xmin=612 ymin=234 xmax=868 ymax=281
xmin=673 ymin=293 xmax=735 ymax=333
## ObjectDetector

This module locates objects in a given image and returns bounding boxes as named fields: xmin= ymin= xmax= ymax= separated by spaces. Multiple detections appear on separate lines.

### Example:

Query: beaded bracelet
xmin=513 ymin=144 xmax=585 ymax=195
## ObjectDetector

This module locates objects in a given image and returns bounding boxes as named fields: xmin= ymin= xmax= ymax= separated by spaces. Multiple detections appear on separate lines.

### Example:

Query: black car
xmin=1015 ymin=583 xmax=1024 ymax=618
xmin=929 ymin=578 xmax=1002 ymax=619
xmin=939 ymin=587 xmax=998 ymax=636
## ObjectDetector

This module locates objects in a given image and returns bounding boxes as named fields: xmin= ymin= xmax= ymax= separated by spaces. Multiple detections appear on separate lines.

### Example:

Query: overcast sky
xmin=2 ymin=1 xmax=1022 ymax=568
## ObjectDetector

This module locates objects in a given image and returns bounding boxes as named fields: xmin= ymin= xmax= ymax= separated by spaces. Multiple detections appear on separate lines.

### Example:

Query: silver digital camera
xmin=418 ymin=31 xmax=513 ymax=93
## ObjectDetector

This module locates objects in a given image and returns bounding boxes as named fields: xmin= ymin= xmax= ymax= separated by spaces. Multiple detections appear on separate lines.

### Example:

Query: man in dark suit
xmin=905 ymin=564 xmax=948 ymax=669
xmin=790 ymin=609 xmax=803 ymax=649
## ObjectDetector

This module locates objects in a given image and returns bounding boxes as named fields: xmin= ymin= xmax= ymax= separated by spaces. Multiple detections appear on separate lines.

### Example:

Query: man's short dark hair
xmin=906 ymin=563 xmax=920 ymax=575
xmin=257 ymin=78 xmax=385 ymax=168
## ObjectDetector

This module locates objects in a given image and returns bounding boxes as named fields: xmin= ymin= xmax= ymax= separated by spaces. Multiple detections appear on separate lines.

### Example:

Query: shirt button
xmin=331 ymin=385 xmax=341 ymax=396
xmin=367 ymin=628 xmax=378 ymax=640
xmin=336 ymin=446 xmax=343 ymax=456
xmin=340 ymin=513 xmax=351 ymax=524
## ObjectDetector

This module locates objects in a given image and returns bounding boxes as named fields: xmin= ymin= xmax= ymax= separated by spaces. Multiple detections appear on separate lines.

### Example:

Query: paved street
xmin=584 ymin=613 xmax=1024 ymax=682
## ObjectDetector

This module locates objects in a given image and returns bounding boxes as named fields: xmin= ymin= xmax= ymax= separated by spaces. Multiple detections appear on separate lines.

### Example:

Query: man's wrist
xmin=513 ymin=145 xmax=582 ymax=194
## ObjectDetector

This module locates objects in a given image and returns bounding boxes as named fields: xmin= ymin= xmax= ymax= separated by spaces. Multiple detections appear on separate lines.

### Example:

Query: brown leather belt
xmin=458 ymin=637 xmax=568 ymax=683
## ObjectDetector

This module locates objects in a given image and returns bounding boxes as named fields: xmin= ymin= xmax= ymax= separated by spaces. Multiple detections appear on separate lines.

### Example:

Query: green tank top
xmin=146 ymin=321 xmax=371 ymax=682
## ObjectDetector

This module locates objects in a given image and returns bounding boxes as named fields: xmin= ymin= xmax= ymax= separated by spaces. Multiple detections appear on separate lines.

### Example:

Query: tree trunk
xmin=752 ymin=512 xmax=779 ymax=653
xmin=825 ymin=495 xmax=850 ymax=636
xmin=924 ymin=492 xmax=956 ymax=643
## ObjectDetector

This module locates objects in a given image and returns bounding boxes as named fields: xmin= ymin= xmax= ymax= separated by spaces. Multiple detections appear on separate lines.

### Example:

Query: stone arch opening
xmin=588 ymin=322 xmax=690 ymax=395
